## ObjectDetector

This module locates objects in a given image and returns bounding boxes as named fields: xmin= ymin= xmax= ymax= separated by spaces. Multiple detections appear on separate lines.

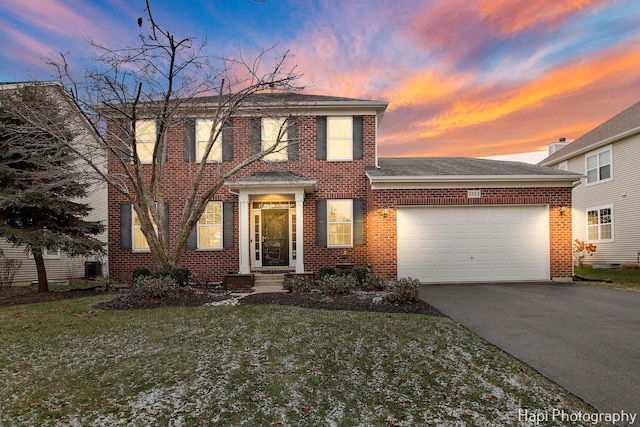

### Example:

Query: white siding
xmin=561 ymin=135 xmax=640 ymax=264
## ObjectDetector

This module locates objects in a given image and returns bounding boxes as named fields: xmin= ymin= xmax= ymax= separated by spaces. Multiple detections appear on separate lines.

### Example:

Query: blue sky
xmin=2 ymin=0 xmax=640 ymax=161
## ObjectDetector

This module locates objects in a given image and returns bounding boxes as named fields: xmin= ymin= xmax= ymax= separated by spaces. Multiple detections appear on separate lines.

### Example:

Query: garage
xmin=397 ymin=205 xmax=550 ymax=283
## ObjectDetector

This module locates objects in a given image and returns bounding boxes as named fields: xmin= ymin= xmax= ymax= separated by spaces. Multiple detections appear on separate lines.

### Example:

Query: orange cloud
xmin=477 ymin=0 xmax=602 ymax=35
xmin=415 ymin=38 xmax=640 ymax=140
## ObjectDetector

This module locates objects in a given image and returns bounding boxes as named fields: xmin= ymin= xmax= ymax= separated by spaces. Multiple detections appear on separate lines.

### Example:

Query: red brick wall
xmin=367 ymin=187 xmax=574 ymax=280
xmin=107 ymin=115 xmax=377 ymax=283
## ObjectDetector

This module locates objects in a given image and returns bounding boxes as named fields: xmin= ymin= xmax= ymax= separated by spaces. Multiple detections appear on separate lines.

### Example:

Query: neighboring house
xmin=540 ymin=99 xmax=640 ymax=266
xmin=108 ymin=93 xmax=580 ymax=284
xmin=0 ymin=81 xmax=108 ymax=285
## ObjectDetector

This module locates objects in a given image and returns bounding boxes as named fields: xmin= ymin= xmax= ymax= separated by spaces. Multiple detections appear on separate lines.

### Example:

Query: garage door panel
xmin=397 ymin=206 xmax=549 ymax=283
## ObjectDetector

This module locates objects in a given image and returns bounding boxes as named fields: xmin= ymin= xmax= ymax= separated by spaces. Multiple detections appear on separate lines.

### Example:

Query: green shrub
xmin=283 ymin=274 xmax=314 ymax=293
xmin=384 ymin=277 xmax=421 ymax=303
xmin=319 ymin=274 xmax=357 ymax=295
xmin=365 ymin=274 xmax=387 ymax=291
xmin=132 ymin=275 xmax=178 ymax=298
xmin=352 ymin=267 xmax=370 ymax=286
xmin=319 ymin=266 xmax=337 ymax=278
xmin=132 ymin=267 xmax=152 ymax=282
xmin=170 ymin=268 xmax=192 ymax=286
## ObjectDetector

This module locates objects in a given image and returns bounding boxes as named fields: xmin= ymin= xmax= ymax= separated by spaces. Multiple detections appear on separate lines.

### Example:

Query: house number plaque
xmin=467 ymin=190 xmax=482 ymax=198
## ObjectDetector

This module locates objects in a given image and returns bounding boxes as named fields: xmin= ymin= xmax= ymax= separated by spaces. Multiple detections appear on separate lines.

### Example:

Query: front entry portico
xmin=227 ymin=171 xmax=317 ymax=275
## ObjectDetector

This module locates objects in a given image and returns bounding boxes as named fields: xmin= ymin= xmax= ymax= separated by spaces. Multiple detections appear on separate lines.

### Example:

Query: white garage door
xmin=397 ymin=206 xmax=550 ymax=283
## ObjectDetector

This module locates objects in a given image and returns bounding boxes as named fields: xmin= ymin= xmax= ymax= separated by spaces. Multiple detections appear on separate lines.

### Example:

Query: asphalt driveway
xmin=420 ymin=283 xmax=640 ymax=422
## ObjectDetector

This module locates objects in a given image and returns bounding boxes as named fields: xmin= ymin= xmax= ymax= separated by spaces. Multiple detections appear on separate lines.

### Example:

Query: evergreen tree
xmin=0 ymin=83 xmax=105 ymax=292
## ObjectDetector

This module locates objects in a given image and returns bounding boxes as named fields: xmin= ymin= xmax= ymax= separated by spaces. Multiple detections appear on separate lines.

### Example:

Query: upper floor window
xmin=587 ymin=205 xmax=613 ymax=242
xmin=135 ymin=120 xmax=156 ymax=164
xmin=328 ymin=199 xmax=353 ymax=247
xmin=262 ymin=118 xmax=288 ymax=162
xmin=585 ymin=146 xmax=611 ymax=185
xmin=327 ymin=117 xmax=353 ymax=161
xmin=558 ymin=161 xmax=568 ymax=171
xmin=197 ymin=202 xmax=223 ymax=249
xmin=196 ymin=119 xmax=222 ymax=162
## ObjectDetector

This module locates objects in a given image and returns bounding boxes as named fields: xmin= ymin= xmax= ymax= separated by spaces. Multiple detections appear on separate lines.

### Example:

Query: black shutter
xmin=119 ymin=203 xmax=132 ymax=250
xmin=186 ymin=225 xmax=197 ymax=249
xmin=287 ymin=117 xmax=299 ymax=160
xmin=353 ymin=199 xmax=364 ymax=246
xmin=223 ymin=202 xmax=234 ymax=248
xmin=117 ymin=119 xmax=132 ymax=163
xmin=316 ymin=199 xmax=327 ymax=247
xmin=184 ymin=118 xmax=196 ymax=162
xmin=250 ymin=118 xmax=261 ymax=156
xmin=316 ymin=116 xmax=327 ymax=160
xmin=353 ymin=116 xmax=364 ymax=159
xmin=222 ymin=119 xmax=233 ymax=161
xmin=163 ymin=202 xmax=170 ymax=242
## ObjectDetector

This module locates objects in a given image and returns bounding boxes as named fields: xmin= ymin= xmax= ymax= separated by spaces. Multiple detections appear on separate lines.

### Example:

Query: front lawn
xmin=575 ymin=266 xmax=640 ymax=291
xmin=0 ymin=296 xmax=606 ymax=426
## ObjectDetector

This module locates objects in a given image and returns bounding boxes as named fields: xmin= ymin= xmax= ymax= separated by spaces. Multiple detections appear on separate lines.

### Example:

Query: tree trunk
xmin=32 ymin=250 xmax=49 ymax=292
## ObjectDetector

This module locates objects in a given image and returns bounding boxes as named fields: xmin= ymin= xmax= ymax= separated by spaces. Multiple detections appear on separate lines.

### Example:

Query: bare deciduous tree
xmin=46 ymin=0 xmax=303 ymax=271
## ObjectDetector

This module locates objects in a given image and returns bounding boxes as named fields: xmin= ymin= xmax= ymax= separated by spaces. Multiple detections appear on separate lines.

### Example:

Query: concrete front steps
xmin=253 ymin=273 xmax=286 ymax=293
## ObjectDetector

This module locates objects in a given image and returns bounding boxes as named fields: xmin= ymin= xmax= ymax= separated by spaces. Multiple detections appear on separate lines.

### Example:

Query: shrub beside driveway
xmin=0 ymin=295 xmax=607 ymax=426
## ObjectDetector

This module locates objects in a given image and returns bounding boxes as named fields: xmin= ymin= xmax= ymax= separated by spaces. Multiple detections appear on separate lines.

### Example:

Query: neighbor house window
xmin=327 ymin=116 xmax=353 ymax=161
xmin=196 ymin=119 xmax=222 ymax=162
xmin=132 ymin=208 xmax=157 ymax=251
xmin=585 ymin=147 xmax=611 ymax=185
xmin=328 ymin=199 xmax=353 ymax=247
xmin=587 ymin=205 xmax=613 ymax=242
xmin=134 ymin=120 xmax=156 ymax=164
xmin=29 ymin=248 xmax=61 ymax=259
xmin=558 ymin=161 xmax=568 ymax=171
xmin=262 ymin=118 xmax=288 ymax=161
xmin=197 ymin=202 xmax=223 ymax=249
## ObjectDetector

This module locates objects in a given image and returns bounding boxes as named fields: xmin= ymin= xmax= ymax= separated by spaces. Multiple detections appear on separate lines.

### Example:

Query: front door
xmin=262 ymin=209 xmax=289 ymax=267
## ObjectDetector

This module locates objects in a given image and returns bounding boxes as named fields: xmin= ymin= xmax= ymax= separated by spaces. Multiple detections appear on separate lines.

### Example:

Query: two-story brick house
xmin=108 ymin=93 xmax=581 ymax=284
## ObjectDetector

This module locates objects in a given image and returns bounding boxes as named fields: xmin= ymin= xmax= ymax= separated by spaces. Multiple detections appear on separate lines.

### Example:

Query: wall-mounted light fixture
xmin=383 ymin=206 xmax=389 ymax=217
xmin=560 ymin=206 xmax=566 ymax=216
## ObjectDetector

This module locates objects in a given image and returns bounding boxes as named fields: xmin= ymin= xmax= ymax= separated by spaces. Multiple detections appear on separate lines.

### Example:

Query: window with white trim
xmin=197 ymin=202 xmax=223 ymax=249
xmin=29 ymin=248 xmax=61 ymax=259
xmin=132 ymin=208 xmax=157 ymax=251
xmin=587 ymin=205 xmax=613 ymax=242
xmin=558 ymin=161 xmax=568 ymax=171
xmin=328 ymin=199 xmax=353 ymax=247
xmin=585 ymin=147 xmax=611 ymax=185
xmin=196 ymin=119 xmax=222 ymax=162
xmin=262 ymin=118 xmax=288 ymax=161
xmin=327 ymin=116 xmax=353 ymax=161
xmin=135 ymin=120 xmax=156 ymax=164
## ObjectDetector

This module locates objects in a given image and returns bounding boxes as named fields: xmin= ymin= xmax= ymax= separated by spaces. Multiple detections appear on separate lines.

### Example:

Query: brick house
xmin=107 ymin=93 xmax=581 ymax=284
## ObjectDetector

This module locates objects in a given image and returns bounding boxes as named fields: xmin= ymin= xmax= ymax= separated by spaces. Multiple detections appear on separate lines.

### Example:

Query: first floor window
xmin=328 ymin=199 xmax=353 ymax=247
xmin=198 ymin=202 xmax=223 ymax=249
xmin=587 ymin=205 xmax=613 ymax=241
xmin=132 ymin=208 xmax=157 ymax=251
xmin=135 ymin=120 xmax=156 ymax=164
xmin=262 ymin=118 xmax=288 ymax=161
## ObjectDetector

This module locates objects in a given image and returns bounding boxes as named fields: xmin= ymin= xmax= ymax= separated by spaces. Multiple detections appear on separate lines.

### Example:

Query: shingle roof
xmin=184 ymin=92 xmax=388 ymax=111
xmin=539 ymin=99 xmax=640 ymax=166
xmin=367 ymin=157 xmax=580 ymax=178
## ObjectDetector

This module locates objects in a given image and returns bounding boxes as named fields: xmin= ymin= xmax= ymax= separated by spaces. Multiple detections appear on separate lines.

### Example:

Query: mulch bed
xmin=0 ymin=286 xmax=444 ymax=317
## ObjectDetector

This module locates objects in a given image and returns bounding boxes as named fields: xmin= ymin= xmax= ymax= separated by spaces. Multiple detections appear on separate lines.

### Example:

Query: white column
xmin=295 ymin=191 xmax=305 ymax=273
xmin=238 ymin=193 xmax=250 ymax=274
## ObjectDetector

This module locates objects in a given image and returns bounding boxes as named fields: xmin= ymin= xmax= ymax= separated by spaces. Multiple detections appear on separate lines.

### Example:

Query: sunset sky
xmin=1 ymin=0 xmax=640 ymax=162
